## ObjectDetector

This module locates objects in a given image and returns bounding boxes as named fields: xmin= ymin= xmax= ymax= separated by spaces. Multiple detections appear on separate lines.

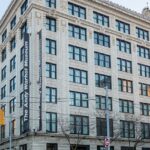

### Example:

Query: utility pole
xmin=105 ymin=86 xmax=110 ymax=150
xmin=9 ymin=115 xmax=12 ymax=150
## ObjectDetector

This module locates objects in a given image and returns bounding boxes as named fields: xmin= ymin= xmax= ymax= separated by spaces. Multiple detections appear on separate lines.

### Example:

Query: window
xmin=97 ymin=146 xmax=114 ymax=150
xmin=136 ymin=27 xmax=149 ymax=41
xmin=139 ymin=83 xmax=150 ymax=96
xmin=116 ymin=20 xmax=130 ymax=34
xmin=10 ymin=55 xmax=16 ymax=72
xmin=70 ymin=91 xmax=88 ymax=108
xmin=46 ymin=87 xmax=57 ymax=103
xmin=45 ymin=0 xmax=56 ymax=8
xmin=20 ymin=92 xmax=24 ymax=107
xmin=96 ymin=118 xmax=113 ymax=137
xmin=93 ymin=11 xmax=109 ymax=27
xmin=70 ymin=115 xmax=89 ymax=135
xmin=46 ymin=63 xmax=56 ymax=79
xmin=20 ymin=144 xmax=27 ymax=150
xmin=95 ymin=73 xmax=111 ymax=89
xmin=94 ymin=31 xmax=110 ymax=47
xmin=117 ymin=58 xmax=132 ymax=73
xmin=21 ymin=0 xmax=28 ymax=15
xmin=69 ymin=45 xmax=87 ymax=62
xmin=119 ymin=99 xmax=134 ymax=114
xmin=141 ymin=123 xmax=150 ymax=139
xmin=69 ymin=24 xmax=87 ymax=41
xmin=138 ymin=64 xmax=150 ymax=77
xmin=121 ymin=147 xmax=134 ymax=150
xmin=10 ymin=98 xmax=16 ymax=113
xmin=69 ymin=68 xmax=88 ymax=85
xmin=120 ymin=120 xmax=135 ymax=138
xmin=46 ymin=17 xmax=56 ymax=32
xmin=10 ymin=76 xmax=16 ymax=92
xmin=2 ymin=30 xmax=7 ymax=42
xmin=10 ymin=36 xmax=16 ymax=51
xmin=46 ymin=39 xmax=56 ymax=55
xmin=1 ymin=48 xmax=6 ymax=62
xmin=20 ymin=69 xmax=24 ymax=84
xmin=118 ymin=78 xmax=133 ymax=93
xmin=137 ymin=45 xmax=150 ymax=59
xmin=1 ymin=85 xmax=6 ymax=99
xmin=1 ymin=66 xmax=6 ymax=81
xmin=68 ymin=2 xmax=86 ymax=19
xmin=46 ymin=112 xmax=57 ymax=133
xmin=21 ymin=21 xmax=27 ymax=39
xmin=117 ymin=39 xmax=131 ymax=54
xmin=12 ymin=119 xmax=16 ymax=135
xmin=94 ymin=52 xmax=111 ymax=68
xmin=96 ymin=95 xmax=112 ymax=110
xmin=1 ymin=125 xmax=5 ymax=139
xmin=20 ymin=116 xmax=24 ymax=134
xmin=47 ymin=144 xmax=57 ymax=150
xmin=10 ymin=16 xmax=16 ymax=29
xmin=20 ymin=46 xmax=24 ymax=62
xmin=140 ymin=103 xmax=150 ymax=116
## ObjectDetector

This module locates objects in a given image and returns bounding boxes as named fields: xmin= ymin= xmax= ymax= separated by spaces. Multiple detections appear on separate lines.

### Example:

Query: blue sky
xmin=0 ymin=0 xmax=150 ymax=19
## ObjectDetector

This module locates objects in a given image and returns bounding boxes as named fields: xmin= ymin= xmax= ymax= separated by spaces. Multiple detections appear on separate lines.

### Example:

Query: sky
xmin=0 ymin=0 xmax=150 ymax=20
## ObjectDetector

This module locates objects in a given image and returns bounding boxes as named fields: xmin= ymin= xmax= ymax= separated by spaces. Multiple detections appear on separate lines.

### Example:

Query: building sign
xmin=23 ymin=33 xmax=30 ymax=132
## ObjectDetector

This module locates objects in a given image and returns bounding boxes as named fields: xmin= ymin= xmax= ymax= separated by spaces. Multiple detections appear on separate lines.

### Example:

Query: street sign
xmin=104 ymin=137 xmax=110 ymax=147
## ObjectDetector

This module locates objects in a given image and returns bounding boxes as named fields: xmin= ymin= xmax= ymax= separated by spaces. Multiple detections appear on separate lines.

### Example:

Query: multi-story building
xmin=0 ymin=0 xmax=150 ymax=149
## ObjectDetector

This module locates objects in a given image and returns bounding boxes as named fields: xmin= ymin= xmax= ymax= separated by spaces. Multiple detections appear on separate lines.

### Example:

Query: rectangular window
xmin=1 ymin=66 xmax=6 ymax=81
xmin=96 ymin=95 xmax=112 ymax=110
xmin=117 ymin=39 xmax=131 ymax=54
xmin=116 ymin=20 xmax=130 ymax=34
xmin=95 ymin=73 xmax=111 ymax=89
xmin=136 ymin=27 xmax=149 ymax=41
xmin=1 ymin=85 xmax=6 ymax=99
xmin=20 ymin=46 xmax=24 ymax=62
xmin=2 ymin=30 xmax=7 ymax=42
xmin=20 ymin=21 xmax=27 ymax=39
xmin=20 ymin=69 xmax=24 ymax=84
xmin=1 ymin=48 xmax=6 ymax=62
xmin=118 ymin=78 xmax=133 ymax=93
xmin=70 ymin=91 xmax=88 ymax=108
xmin=10 ymin=55 xmax=16 ymax=72
xmin=46 ymin=17 xmax=56 ymax=32
xmin=139 ymin=83 xmax=150 ymax=96
xmin=21 ymin=0 xmax=28 ymax=15
xmin=20 ymin=116 xmax=24 ymax=134
xmin=119 ymin=99 xmax=134 ymax=114
xmin=93 ymin=11 xmax=109 ymax=27
xmin=121 ymin=147 xmax=134 ymax=150
xmin=96 ymin=118 xmax=113 ymax=137
xmin=69 ymin=24 xmax=87 ymax=41
xmin=94 ymin=31 xmax=110 ymax=47
xmin=10 ymin=98 xmax=16 ymax=113
xmin=46 ymin=87 xmax=57 ymax=103
xmin=47 ymin=144 xmax=57 ymax=150
xmin=141 ymin=123 xmax=150 ymax=139
xmin=94 ymin=52 xmax=111 ymax=68
xmin=10 ymin=16 xmax=16 ymax=29
xmin=46 ymin=63 xmax=56 ymax=79
xmin=120 ymin=120 xmax=135 ymax=138
xmin=45 ymin=0 xmax=56 ymax=8
xmin=46 ymin=112 xmax=57 ymax=133
xmin=138 ymin=64 xmax=150 ymax=77
xmin=68 ymin=2 xmax=86 ymax=19
xmin=20 ymin=144 xmax=27 ymax=150
xmin=97 ymin=146 xmax=114 ymax=150
xmin=69 ymin=45 xmax=87 ymax=62
xmin=117 ymin=58 xmax=132 ymax=73
xmin=69 ymin=68 xmax=88 ymax=85
xmin=137 ymin=45 xmax=150 ymax=59
xmin=10 ymin=36 xmax=16 ymax=51
xmin=1 ymin=125 xmax=5 ymax=139
xmin=70 ymin=115 xmax=89 ymax=135
xmin=10 ymin=76 xmax=16 ymax=92
xmin=46 ymin=39 xmax=56 ymax=55
xmin=20 ymin=92 xmax=24 ymax=107
xmin=140 ymin=103 xmax=150 ymax=116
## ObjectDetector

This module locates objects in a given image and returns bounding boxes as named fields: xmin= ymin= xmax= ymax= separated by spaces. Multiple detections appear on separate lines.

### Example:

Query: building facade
xmin=0 ymin=0 xmax=150 ymax=150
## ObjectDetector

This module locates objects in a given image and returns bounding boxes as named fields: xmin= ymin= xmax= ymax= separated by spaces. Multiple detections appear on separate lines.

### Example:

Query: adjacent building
xmin=0 ymin=0 xmax=150 ymax=149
